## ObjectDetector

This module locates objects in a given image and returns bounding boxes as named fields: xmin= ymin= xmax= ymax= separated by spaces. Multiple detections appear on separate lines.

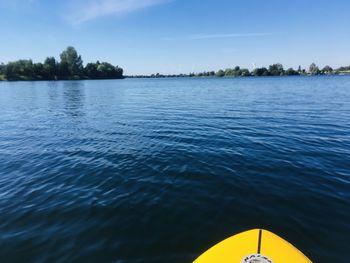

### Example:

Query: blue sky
xmin=1 ymin=0 xmax=349 ymax=75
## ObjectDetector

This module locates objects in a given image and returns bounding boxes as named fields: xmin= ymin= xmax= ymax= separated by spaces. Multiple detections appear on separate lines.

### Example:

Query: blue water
xmin=0 ymin=76 xmax=349 ymax=263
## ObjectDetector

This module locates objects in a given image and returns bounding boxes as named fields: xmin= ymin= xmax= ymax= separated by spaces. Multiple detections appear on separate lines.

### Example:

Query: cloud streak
xmin=162 ymin=32 xmax=278 ymax=41
xmin=67 ymin=0 xmax=168 ymax=24
xmin=189 ymin=32 xmax=277 ymax=40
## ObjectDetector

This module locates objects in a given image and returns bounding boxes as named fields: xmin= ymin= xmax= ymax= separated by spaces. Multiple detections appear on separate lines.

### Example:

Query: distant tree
xmin=252 ymin=68 xmax=261 ymax=76
xmin=262 ymin=69 xmax=270 ymax=76
xmin=43 ymin=57 xmax=58 ymax=80
xmin=234 ymin=68 xmax=242 ymax=76
xmin=0 ymin=63 xmax=4 ymax=75
xmin=115 ymin=65 xmax=123 ymax=78
xmin=96 ymin=62 xmax=123 ymax=79
xmin=1 ymin=47 xmax=123 ymax=81
xmin=58 ymin=61 xmax=70 ymax=79
xmin=337 ymin=66 xmax=350 ymax=71
xmin=84 ymin=61 xmax=123 ymax=79
xmin=285 ymin=68 xmax=299 ymax=76
xmin=269 ymin=63 xmax=284 ymax=76
xmin=222 ymin=66 xmax=244 ymax=77
xmin=321 ymin=65 xmax=333 ymax=74
xmin=216 ymin=69 xmax=225 ymax=77
xmin=5 ymin=62 xmax=17 ymax=80
xmin=84 ymin=62 xmax=99 ymax=79
xmin=224 ymin=68 xmax=234 ymax=76
xmin=4 ymin=60 xmax=35 ymax=80
xmin=59 ymin=46 xmax=83 ymax=78
xmin=21 ymin=60 xmax=35 ymax=78
xmin=253 ymin=67 xmax=269 ymax=76
xmin=33 ymin=63 xmax=45 ymax=79
xmin=4 ymin=63 xmax=15 ymax=80
xmin=223 ymin=66 xmax=242 ymax=77
xmin=240 ymin=68 xmax=250 ymax=76
xmin=309 ymin=63 xmax=320 ymax=75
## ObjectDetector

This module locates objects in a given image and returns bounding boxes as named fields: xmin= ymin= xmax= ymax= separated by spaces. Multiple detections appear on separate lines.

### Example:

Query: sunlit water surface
xmin=0 ymin=76 xmax=349 ymax=263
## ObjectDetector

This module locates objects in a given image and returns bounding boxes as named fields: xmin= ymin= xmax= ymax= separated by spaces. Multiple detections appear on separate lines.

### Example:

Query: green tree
xmin=4 ymin=60 xmax=35 ymax=80
xmin=0 ymin=63 xmax=5 ymax=79
xmin=240 ymin=68 xmax=250 ymax=76
xmin=285 ymin=68 xmax=299 ymax=76
xmin=33 ymin=63 xmax=45 ymax=79
xmin=337 ymin=66 xmax=350 ymax=71
xmin=84 ymin=61 xmax=123 ymax=79
xmin=309 ymin=63 xmax=320 ymax=75
xmin=4 ymin=63 xmax=15 ymax=80
xmin=43 ymin=57 xmax=58 ymax=80
xmin=0 ymin=63 xmax=4 ymax=73
xmin=84 ymin=62 xmax=99 ymax=79
xmin=253 ymin=67 xmax=269 ymax=76
xmin=232 ymin=66 xmax=242 ymax=76
xmin=97 ymin=62 xmax=115 ymax=78
xmin=224 ymin=68 xmax=234 ymax=76
xmin=216 ymin=69 xmax=225 ymax=77
xmin=1 ymin=47 xmax=123 ymax=81
xmin=59 ymin=62 xmax=70 ymax=79
xmin=321 ymin=65 xmax=333 ymax=74
xmin=223 ymin=66 xmax=242 ymax=77
xmin=269 ymin=63 xmax=284 ymax=76
xmin=59 ymin=46 xmax=83 ymax=78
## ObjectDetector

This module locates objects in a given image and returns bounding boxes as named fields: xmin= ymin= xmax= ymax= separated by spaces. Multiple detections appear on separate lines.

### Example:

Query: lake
xmin=0 ymin=76 xmax=349 ymax=263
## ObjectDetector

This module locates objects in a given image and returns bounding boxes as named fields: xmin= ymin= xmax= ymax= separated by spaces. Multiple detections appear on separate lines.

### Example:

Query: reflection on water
xmin=47 ymin=81 xmax=59 ymax=102
xmin=63 ymin=81 xmax=85 ymax=118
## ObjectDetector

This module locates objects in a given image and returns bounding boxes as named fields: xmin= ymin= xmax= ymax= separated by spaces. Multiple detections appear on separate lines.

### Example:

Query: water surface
xmin=0 ymin=76 xmax=350 ymax=263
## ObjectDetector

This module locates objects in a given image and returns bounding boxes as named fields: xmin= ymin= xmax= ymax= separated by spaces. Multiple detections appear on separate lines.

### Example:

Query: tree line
xmin=128 ymin=63 xmax=350 ymax=78
xmin=0 ymin=47 xmax=124 ymax=81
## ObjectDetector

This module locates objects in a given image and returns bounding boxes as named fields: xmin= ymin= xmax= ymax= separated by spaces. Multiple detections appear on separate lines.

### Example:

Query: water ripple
xmin=0 ymin=77 xmax=350 ymax=262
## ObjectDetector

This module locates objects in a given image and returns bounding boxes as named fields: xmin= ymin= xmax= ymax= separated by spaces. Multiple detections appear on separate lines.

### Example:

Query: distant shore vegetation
xmin=127 ymin=63 xmax=350 ymax=78
xmin=0 ymin=47 xmax=124 ymax=81
xmin=1 ymin=49 xmax=350 ymax=81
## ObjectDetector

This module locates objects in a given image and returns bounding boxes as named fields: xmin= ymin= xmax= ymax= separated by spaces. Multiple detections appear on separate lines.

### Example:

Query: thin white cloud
xmin=162 ymin=32 xmax=278 ymax=41
xmin=67 ymin=0 xmax=168 ymax=24
xmin=190 ymin=32 xmax=277 ymax=40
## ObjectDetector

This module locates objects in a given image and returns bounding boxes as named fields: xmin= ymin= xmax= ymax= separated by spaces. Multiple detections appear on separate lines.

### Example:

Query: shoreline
xmin=126 ymin=73 xmax=350 ymax=79
xmin=1 ymin=74 xmax=350 ymax=82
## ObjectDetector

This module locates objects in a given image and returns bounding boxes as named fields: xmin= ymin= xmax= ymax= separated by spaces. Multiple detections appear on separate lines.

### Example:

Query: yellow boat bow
xmin=194 ymin=229 xmax=311 ymax=263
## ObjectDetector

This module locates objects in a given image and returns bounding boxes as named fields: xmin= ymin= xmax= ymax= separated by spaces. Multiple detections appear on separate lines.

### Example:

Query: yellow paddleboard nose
xmin=194 ymin=229 xmax=312 ymax=263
